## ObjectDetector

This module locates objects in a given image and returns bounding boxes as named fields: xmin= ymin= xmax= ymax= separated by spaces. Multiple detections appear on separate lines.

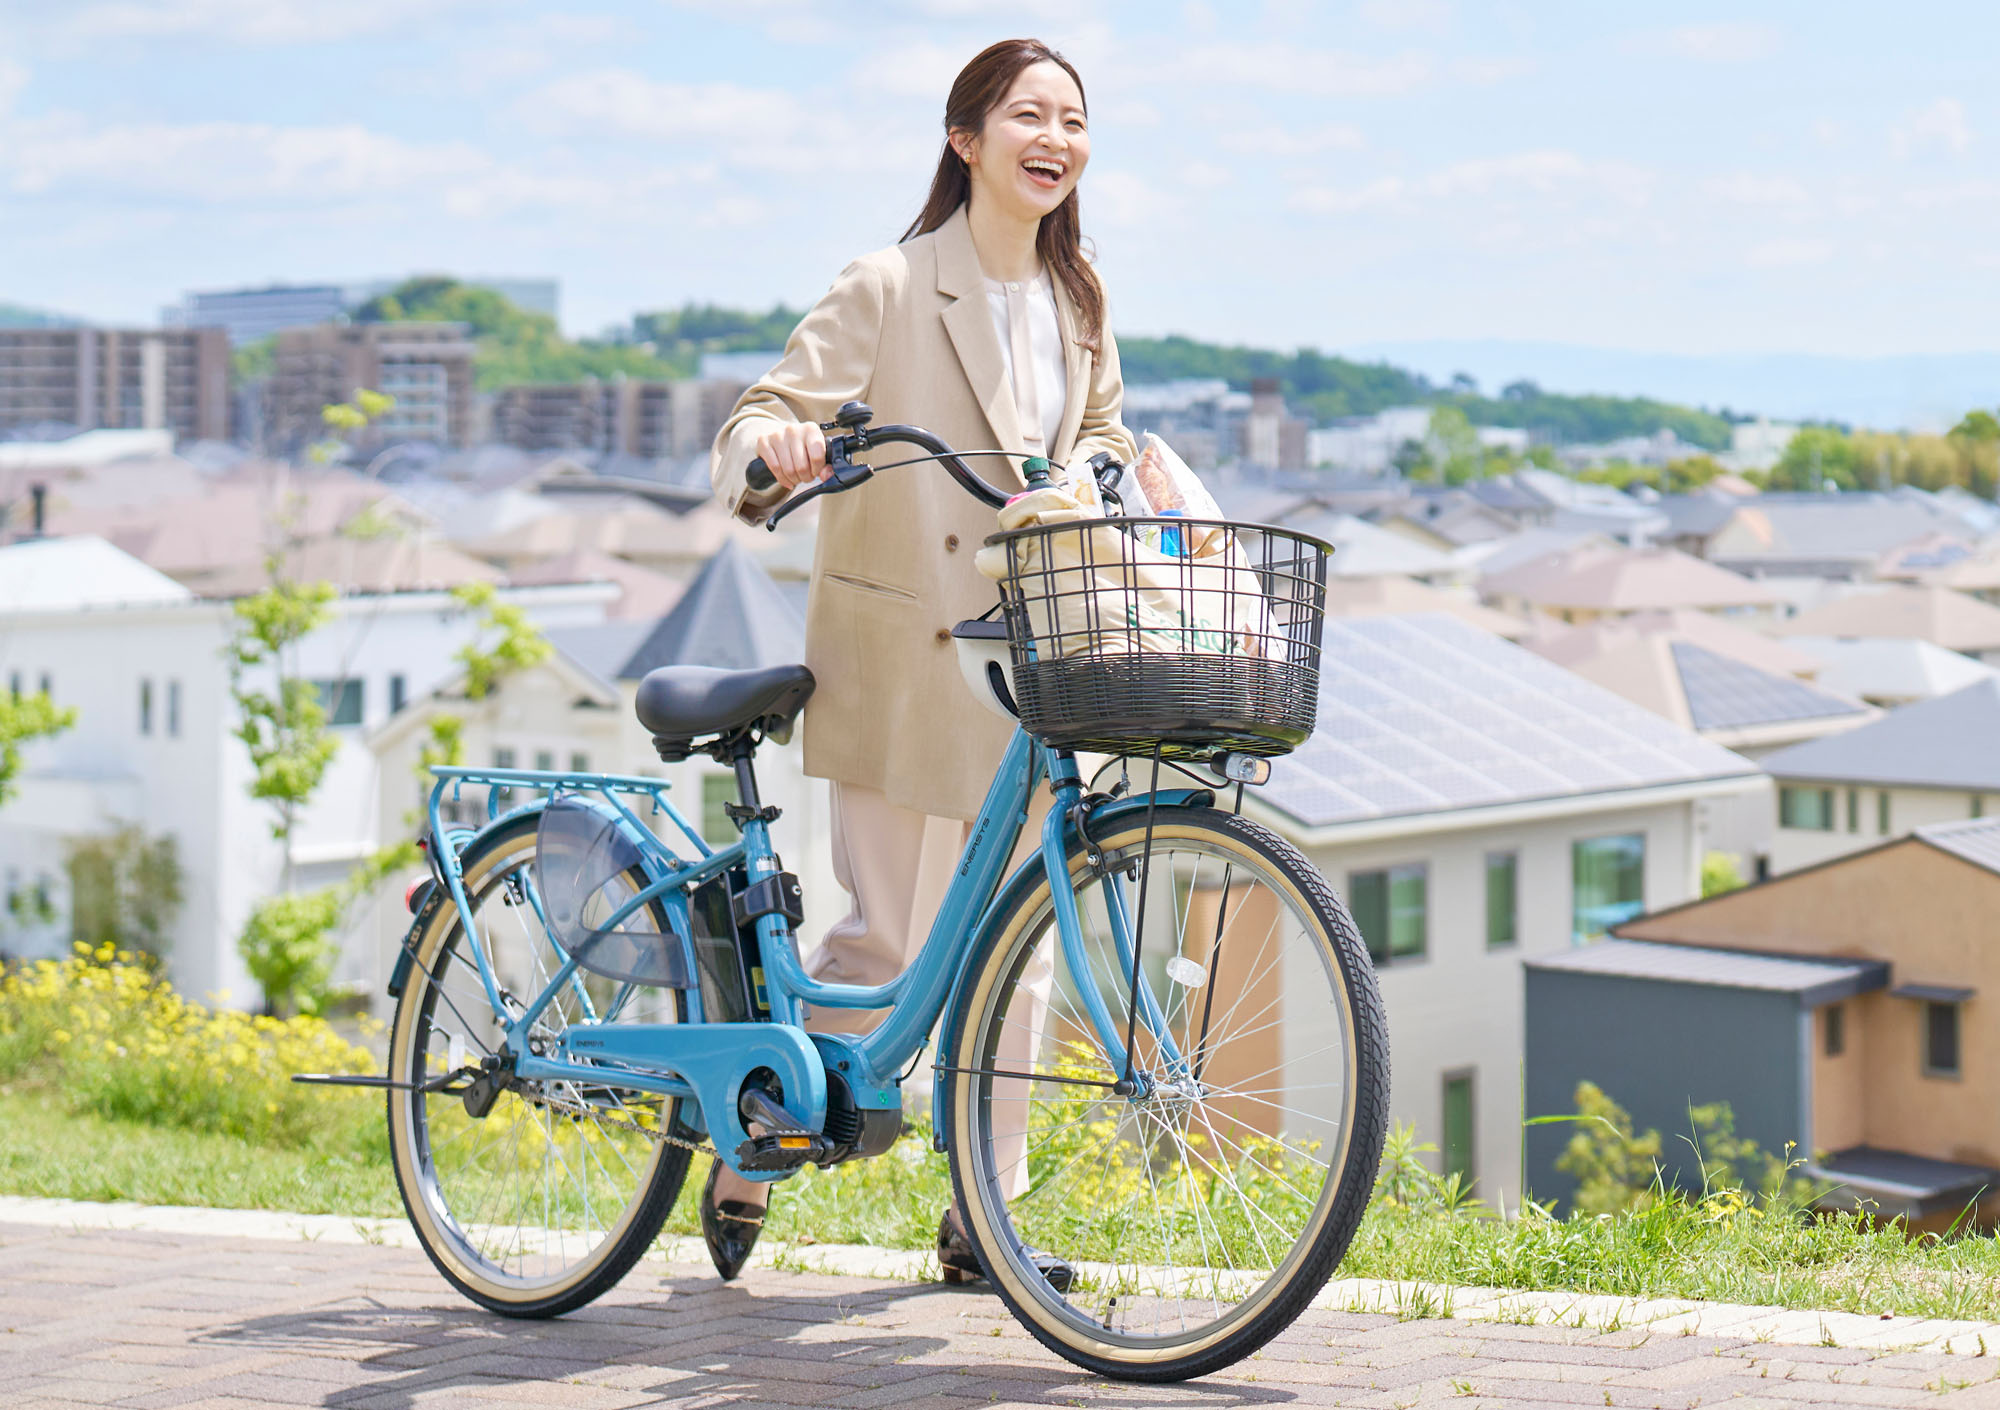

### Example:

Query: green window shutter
xmin=1441 ymin=1071 xmax=1475 ymax=1186
xmin=1388 ymin=865 xmax=1428 ymax=958
xmin=1349 ymin=870 xmax=1388 ymax=965
xmin=1484 ymin=852 xmax=1517 ymax=948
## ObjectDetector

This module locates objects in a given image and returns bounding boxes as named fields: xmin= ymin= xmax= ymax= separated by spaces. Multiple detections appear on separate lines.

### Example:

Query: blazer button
xmin=934 ymin=628 xmax=951 ymax=644
xmin=945 ymin=534 xmax=960 ymax=551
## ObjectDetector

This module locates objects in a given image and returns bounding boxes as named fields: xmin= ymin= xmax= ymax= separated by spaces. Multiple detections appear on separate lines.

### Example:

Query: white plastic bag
xmin=1111 ymin=433 xmax=1227 ymax=558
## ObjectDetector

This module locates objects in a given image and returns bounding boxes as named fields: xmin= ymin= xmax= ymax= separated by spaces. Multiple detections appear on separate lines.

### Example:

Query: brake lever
xmin=766 ymin=451 xmax=874 ymax=531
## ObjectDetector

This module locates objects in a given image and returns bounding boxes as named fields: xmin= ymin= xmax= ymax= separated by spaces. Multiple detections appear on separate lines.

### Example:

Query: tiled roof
xmin=1482 ymin=543 xmax=1780 ymax=612
xmin=1525 ymin=938 xmax=1888 ymax=1004
xmin=0 ymin=534 xmax=192 ymax=611
xmin=615 ymin=540 xmax=803 ymax=678
xmin=1785 ymin=634 xmax=1999 ymax=703
xmin=1761 ymin=677 xmax=2000 ymax=790
xmin=1917 ymin=816 xmax=2000 ymax=877
xmin=1775 ymin=584 xmax=2000 ymax=653
xmin=1259 ymin=613 xmax=1758 ymax=830
xmin=1669 ymin=641 xmax=1869 ymax=732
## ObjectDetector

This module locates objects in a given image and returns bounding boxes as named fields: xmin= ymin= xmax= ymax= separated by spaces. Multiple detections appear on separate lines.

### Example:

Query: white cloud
xmin=1357 ymin=0 xmax=1453 ymax=32
xmin=1221 ymin=123 xmax=1366 ymax=158
xmin=1086 ymin=168 xmax=1181 ymax=228
xmin=1656 ymin=22 xmax=1781 ymax=63
xmin=60 ymin=0 xmax=469 ymax=44
xmin=1894 ymin=98 xmax=1972 ymax=158
xmin=1705 ymin=172 xmax=1810 ymax=207
xmin=0 ymin=59 xmax=25 ymax=116
xmin=1289 ymin=149 xmax=1654 ymax=219
xmin=1172 ymin=43 xmax=1434 ymax=97
xmin=1746 ymin=237 xmax=1834 ymax=268
xmin=1287 ymin=177 xmax=1406 ymax=215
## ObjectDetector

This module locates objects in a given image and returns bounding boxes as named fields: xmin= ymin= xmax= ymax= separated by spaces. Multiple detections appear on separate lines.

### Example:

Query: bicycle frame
xmin=421 ymin=731 xmax=1208 ymax=1179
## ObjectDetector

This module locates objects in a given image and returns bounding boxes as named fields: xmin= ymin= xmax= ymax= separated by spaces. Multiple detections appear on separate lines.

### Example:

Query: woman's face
xmin=953 ymin=60 xmax=1090 ymax=224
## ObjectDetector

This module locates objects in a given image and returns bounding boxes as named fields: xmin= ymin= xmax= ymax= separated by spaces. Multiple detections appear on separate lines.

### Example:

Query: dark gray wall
xmin=1524 ymin=970 xmax=1804 ymax=1210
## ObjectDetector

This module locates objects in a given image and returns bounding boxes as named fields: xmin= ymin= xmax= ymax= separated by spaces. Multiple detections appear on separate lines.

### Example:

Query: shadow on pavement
xmin=195 ymin=1271 xmax=1300 ymax=1406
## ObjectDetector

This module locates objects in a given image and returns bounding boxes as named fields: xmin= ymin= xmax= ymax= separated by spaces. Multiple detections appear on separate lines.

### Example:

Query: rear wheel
xmin=942 ymin=805 xmax=1388 ymax=1381
xmin=386 ymin=815 xmax=693 ymax=1317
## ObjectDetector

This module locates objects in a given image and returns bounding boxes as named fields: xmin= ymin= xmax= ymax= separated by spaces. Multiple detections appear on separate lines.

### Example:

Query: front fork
xmin=1038 ymin=754 xmax=1191 ymax=1088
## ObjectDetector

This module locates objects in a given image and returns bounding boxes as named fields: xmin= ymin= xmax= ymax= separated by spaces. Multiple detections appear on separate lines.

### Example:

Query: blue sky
xmin=4 ymin=1 xmax=1997 ymax=364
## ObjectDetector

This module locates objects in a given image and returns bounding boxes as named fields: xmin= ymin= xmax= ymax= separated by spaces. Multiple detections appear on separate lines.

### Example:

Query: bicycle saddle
xmin=634 ymin=663 xmax=815 ymax=742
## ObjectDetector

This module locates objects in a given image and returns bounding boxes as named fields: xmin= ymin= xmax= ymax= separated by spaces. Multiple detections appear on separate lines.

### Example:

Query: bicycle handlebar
xmin=743 ymin=403 xmax=1030 ymax=530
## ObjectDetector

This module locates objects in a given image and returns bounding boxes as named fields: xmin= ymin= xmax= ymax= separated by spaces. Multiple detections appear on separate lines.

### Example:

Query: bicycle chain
xmin=523 ymin=1080 xmax=715 ymax=1157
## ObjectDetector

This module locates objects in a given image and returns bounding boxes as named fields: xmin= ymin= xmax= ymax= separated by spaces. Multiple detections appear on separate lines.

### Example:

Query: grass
xmin=13 ymin=953 xmax=2000 ymax=1325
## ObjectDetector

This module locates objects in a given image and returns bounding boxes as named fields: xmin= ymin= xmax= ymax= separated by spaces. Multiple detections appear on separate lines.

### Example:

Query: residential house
xmin=1760 ymin=678 xmax=2000 ymax=874
xmin=1702 ymin=494 xmax=1960 ymax=584
xmin=0 ymin=533 xmax=615 ymax=1004
xmin=1784 ymin=635 xmax=1999 ymax=708
xmin=1775 ymin=584 xmax=2000 ymax=666
xmin=1526 ymin=614 xmax=1871 ymax=877
xmin=1468 ymin=469 xmax=1667 ymax=545
xmin=1525 ymin=817 xmax=2000 ymax=1227
xmin=366 ymin=541 xmax=835 ymax=1011
xmin=1322 ymin=575 xmax=1528 ymax=639
xmin=1481 ymin=543 xmax=1782 ymax=625
xmin=1247 ymin=613 xmax=1764 ymax=1203
xmin=505 ymin=551 xmax=686 ymax=620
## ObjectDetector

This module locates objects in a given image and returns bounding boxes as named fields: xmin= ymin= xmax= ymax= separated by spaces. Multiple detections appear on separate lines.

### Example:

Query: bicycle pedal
xmin=734 ymin=1130 xmax=829 ymax=1172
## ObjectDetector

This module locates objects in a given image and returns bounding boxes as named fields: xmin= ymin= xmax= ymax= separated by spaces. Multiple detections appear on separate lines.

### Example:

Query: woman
xmin=706 ymin=37 xmax=1138 ymax=1283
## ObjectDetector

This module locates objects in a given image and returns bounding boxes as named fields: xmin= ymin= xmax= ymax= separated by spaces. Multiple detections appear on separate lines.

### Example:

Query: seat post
xmin=729 ymin=736 xmax=763 ymax=814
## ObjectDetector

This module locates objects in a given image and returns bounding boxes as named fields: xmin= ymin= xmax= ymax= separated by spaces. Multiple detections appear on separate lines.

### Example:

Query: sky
xmin=4 ymin=1 xmax=1999 ymax=367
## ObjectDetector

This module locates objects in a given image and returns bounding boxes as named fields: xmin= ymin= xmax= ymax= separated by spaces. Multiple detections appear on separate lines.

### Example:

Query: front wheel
xmin=942 ymin=805 xmax=1389 ymax=1381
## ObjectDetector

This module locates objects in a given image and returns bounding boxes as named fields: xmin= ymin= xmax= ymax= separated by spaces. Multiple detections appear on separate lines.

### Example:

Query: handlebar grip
xmin=746 ymin=457 xmax=776 ymax=493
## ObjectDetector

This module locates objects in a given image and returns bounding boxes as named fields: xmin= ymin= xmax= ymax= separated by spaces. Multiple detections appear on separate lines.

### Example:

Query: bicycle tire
xmin=940 ymin=805 xmax=1389 ymax=1381
xmin=386 ymin=813 xmax=694 ymax=1318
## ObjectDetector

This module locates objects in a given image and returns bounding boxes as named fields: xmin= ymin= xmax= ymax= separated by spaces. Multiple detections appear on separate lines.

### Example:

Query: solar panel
xmin=1268 ymin=614 xmax=1758 ymax=829
xmin=1670 ymin=641 xmax=1869 ymax=732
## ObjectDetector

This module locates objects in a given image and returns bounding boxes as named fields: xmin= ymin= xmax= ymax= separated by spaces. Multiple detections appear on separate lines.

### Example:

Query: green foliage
xmin=1577 ymin=455 xmax=1729 ymax=494
xmin=236 ymin=888 xmax=347 ymax=1017
xmin=631 ymin=302 xmax=805 ymax=372
xmin=449 ymin=580 xmax=552 ymax=700
xmin=1553 ymin=1081 xmax=1664 ymax=1215
xmin=0 ymin=949 xmax=379 ymax=1153
xmin=0 ymin=689 xmax=76 ymax=806
xmin=1766 ymin=418 xmax=1999 ymax=497
xmin=64 ymin=827 xmax=184 ymax=963
xmin=228 ymin=578 xmax=339 ymax=850
xmin=231 ymin=335 xmax=274 ymax=381
xmin=1701 ymin=851 xmax=1747 ymax=898
xmin=1115 ymin=338 xmax=1736 ymax=450
xmin=360 ymin=276 xmax=677 ymax=390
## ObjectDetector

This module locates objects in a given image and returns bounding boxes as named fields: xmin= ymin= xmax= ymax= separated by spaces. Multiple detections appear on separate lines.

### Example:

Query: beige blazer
xmin=711 ymin=205 xmax=1138 ymax=821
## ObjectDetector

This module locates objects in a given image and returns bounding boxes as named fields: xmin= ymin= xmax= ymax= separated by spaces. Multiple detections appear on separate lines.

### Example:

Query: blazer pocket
xmin=823 ymin=571 xmax=918 ymax=603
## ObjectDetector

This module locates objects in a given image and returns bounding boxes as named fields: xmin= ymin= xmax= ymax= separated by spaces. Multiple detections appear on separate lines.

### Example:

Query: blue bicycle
xmin=372 ymin=408 xmax=1388 ymax=1381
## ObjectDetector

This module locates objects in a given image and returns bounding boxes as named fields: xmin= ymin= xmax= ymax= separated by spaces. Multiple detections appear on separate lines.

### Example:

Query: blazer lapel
xmin=1050 ymin=276 xmax=1090 ymax=462
xmin=934 ymin=206 xmax=1026 ymax=464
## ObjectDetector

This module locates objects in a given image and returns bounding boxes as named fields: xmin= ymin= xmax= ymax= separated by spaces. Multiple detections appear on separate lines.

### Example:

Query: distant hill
xmin=1117 ymin=335 xmax=1737 ymax=451
xmin=0 ymin=302 xmax=81 ymax=329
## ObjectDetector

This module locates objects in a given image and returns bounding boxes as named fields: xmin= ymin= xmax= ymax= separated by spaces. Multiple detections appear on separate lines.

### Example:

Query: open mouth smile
xmin=1022 ymin=155 xmax=1067 ymax=189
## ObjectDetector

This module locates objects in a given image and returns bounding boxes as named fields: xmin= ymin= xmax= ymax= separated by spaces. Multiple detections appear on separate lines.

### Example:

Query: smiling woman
xmin=704 ymin=36 xmax=1137 ymax=1288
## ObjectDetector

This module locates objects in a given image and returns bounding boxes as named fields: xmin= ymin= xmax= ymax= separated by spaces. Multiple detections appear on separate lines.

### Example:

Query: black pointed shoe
xmin=699 ymin=1161 xmax=768 ymax=1281
xmin=937 ymin=1205 xmax=1074 ymax=1294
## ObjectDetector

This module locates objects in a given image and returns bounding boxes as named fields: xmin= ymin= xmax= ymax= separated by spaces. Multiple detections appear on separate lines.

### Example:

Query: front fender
xmin=928 ymin=787 xmax=1212 ymax=1147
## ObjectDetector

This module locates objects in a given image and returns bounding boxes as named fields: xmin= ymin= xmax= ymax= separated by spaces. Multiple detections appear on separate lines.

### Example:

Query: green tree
xmin=1428 ymin=405 xmax=1484 ymax=485
xmin=1700 ymin=851 xmax=1746 ymax=898
xmin=0 ymin=689 xmax=76 ymax=805
xmin=360 ymin=277 xmax=677 ymax=390
xmin=1553 ymin=1081 xmax=1663 ymax=1215
xmin=1768 ymin=425 xmax=1864 ymax=492
xmin=65 ymin=826 xmax=184 ymax=964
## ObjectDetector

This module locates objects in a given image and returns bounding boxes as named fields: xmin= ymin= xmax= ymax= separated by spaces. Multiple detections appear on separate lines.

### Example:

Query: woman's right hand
xmin=754 ymin=421 xmax=829 ymax=490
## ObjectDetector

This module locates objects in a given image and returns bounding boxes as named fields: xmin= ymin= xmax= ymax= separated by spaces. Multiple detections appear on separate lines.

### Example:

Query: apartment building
xmin=0 ymin=328 xmax=230 ymax=442
xmin=270 ymin=322 xmax=476 ymax=450
xmin=486 ymin=377 xmax=748 ymax=459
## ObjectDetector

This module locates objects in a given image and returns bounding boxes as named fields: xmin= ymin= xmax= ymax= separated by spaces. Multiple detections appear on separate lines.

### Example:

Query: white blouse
xmin=983 ymin=268 xmax=1067 ymax=457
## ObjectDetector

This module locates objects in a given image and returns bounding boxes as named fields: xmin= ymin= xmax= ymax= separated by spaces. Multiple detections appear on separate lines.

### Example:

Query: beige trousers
xmin=803 ymin=780 xmax=1052 ymax=1199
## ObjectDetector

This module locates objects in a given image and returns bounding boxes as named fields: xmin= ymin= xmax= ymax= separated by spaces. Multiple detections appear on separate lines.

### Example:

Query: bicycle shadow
xmin=193 ymin=1271 xmax=1300 ymax=1407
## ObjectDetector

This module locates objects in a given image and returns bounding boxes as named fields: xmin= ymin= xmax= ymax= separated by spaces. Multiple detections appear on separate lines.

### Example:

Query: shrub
xmin=0 ymin=946 xmax=380 ymax=1154
xmin=237 ymin=887 xmax=346 ymax=1017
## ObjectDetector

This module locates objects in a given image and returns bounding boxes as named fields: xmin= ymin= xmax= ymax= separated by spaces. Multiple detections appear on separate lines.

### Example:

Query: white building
xmin=1307 ymin=406 xmax=1435 ymax=475
xmin=0 ymin=534 xmax=613 ymax=1005
xmin=1248 ymin=613 xmax=1762 ymax=1204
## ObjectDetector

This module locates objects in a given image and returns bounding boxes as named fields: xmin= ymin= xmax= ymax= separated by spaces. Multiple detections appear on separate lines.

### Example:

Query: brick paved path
xmin=8 ymin=1220 xmax=2000 ymax=1409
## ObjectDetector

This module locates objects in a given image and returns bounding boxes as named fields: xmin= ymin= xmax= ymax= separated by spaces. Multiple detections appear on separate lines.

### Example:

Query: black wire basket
xmin=988 ymin=515 xmax=1332 ymax=759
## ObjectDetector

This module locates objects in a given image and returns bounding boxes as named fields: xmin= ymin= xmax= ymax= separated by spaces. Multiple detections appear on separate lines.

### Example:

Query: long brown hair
xmin=902 ymin=38 xmax=1104 ymax=352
